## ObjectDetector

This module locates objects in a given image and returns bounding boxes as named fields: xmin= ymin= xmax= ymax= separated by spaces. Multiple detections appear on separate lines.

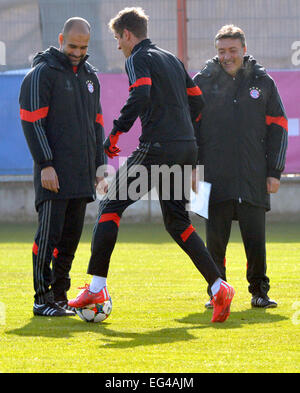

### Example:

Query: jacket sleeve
xmin=111 ymin=53 xmax=151 ymax=134
xmin=94 ymin=79 xmax=107 ymax=170
xmin=191 ymin=72 xmax=204 ymax=164
xmin=19 ymin=64 xmax=54 ymax=169
xmin=186 ymin=71 xmax=204 ymax=124
xmin=265 ymin=78 xmax=288 ymax=179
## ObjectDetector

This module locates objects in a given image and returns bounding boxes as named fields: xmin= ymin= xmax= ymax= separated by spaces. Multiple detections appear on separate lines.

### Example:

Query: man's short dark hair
xmin=215 ymin=25 xmax=246 ymax=47
xmin=109 ymin=7 xmax=148 ymax=38
xmin=62 ymin=17 xmax=91 ymax=37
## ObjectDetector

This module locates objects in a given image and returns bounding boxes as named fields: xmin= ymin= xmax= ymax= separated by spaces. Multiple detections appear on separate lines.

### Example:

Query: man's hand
xmin=95 ymin=176 xmax=108 ymax=195
xmin=267 ymin=177 xmax=280 ymax=194
xmin=41 ymin=166 xmax=60 ymax=193
xmin=103 ymin=131 xmax=122 ymax=159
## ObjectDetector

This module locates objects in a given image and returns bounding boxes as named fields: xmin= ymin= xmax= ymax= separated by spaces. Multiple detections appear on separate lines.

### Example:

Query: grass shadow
xmin=177 ymin=308 xmax=289 ymax=328
xmin=5 ymin=313 xmax=211 ymax=348
xmin=5 ymin=316 xmax=113 ymax=339
xmin=6 ymin=308 xmax=288 ymax=349
xmin=98 ymin=308 xmax=289 ymax=349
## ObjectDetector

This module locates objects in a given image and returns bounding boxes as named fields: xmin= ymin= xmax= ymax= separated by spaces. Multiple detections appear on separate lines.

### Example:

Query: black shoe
xmin=251 ymin=296 xmax=277 ymax=309
xmin=33 ymin=302 xmax=76 ymax=316
xmin=204 ymin=298 xmax=214 ymax=309
xmin=56 ymin=300 xmax=76 ymax=313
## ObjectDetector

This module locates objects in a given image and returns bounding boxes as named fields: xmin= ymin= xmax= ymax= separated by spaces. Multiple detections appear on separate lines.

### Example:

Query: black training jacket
xmin=19 ymin=47 xmax=105 ymax=209
xmin=111 ymin=39 xmax=204 ymax=143
xmin=193 ymin=55 xmax=288 ymax=210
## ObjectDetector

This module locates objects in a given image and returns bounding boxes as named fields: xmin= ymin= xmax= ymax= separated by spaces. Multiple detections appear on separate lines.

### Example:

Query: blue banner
xmin=0 ymin=70 xmax=33 ymax=175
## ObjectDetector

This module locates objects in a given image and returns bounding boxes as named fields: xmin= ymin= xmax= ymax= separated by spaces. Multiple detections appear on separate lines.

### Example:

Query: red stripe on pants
xmin=53 ymin=248 xmax=59 ymax=259
xmin=96 ymin=113 xmax=104 ymax=126
xmin=180 ymin=224 xmax=195 ymax=242
xmin=32 ymin=242 xmax=38 ymax=256
xmin=99 ymin=213 xmax=120 ymax=227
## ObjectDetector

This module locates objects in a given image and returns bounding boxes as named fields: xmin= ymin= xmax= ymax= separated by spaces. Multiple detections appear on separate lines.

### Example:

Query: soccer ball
xmin=76 ymin=297 xmax=112 ymax=323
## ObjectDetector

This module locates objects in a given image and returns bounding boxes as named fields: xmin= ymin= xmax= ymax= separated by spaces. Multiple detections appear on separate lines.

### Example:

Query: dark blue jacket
xmin=193 ymin=56 xmax=288 ymax=210
xmin=19 ymin=47 xmax=105 ymax=209
xmin=112 ymin=39 xmax=204 ymax=144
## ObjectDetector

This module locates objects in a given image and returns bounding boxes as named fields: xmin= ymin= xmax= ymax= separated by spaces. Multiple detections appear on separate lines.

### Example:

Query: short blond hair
xmin=109 ymin=7 xmax=148 ymax=38
xmin=215 ymin=24 xmax=246 ymax=47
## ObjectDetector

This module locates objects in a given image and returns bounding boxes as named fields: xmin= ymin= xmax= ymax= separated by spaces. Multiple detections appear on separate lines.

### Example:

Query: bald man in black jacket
xmin=19 ymin=18 xmax=106 ymax=316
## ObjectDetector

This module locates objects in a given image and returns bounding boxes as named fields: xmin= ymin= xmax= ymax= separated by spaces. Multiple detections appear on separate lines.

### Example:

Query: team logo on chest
xmin=249 ymin=86 xmax=261 ymax=99
xmin=86 ymin=80 xmax=94 ymax=93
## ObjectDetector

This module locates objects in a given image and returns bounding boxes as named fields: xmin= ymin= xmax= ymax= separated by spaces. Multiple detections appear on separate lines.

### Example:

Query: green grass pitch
xmin=0 ymin=219 xmax=299 ymax=373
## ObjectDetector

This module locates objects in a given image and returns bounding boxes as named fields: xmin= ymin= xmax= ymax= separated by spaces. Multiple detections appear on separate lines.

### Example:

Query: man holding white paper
xmin=193 ymin=25 xmax=287 ymax=309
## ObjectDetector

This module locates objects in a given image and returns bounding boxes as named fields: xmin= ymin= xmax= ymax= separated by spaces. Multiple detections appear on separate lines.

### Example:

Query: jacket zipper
xmin=232 ymin=76 xmax=243 ymax=206
xmin=74 ymin=71 xmax=95 ymax=197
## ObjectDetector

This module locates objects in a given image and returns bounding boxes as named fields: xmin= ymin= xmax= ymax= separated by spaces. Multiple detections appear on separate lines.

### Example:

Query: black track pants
xmin=88 ymin=141 xmax=221 ymax=287
xmin=206 ymin=200 xmax=269 ymax=297
xmin=33 ymin=198 xmax=87 ymax=304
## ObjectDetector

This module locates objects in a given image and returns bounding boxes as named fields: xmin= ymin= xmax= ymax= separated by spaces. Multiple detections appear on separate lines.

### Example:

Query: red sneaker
xmin=211 ymin=281 xmax=235 ymax=323
xmin=68 ymin=284 xmax=110 ymax=308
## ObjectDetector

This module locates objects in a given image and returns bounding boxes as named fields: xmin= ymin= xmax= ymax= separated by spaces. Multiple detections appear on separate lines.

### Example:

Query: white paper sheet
xmin=188 ymin=181 xmax=211 ymax=219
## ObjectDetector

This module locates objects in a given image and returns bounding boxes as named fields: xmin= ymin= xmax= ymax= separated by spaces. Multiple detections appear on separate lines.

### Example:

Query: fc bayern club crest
xmin=86 ymin=80 xmax=94 ymax=93
xmin=249 ymin=87 xmax=261 ymax=99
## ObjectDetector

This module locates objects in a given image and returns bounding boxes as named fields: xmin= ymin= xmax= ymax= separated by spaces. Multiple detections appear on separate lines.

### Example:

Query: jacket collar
xmin=131 ymin=38 xmax=151 ymax=55
xmin=50 ymin=47 xmax=90 ymax=71
xmin=32 ymin=46 xmax=97 ymax=73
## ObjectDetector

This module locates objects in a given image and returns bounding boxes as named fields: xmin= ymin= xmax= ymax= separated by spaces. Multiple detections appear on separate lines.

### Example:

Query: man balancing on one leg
xmin=69 ymin=7 xmax=235 ymax=322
